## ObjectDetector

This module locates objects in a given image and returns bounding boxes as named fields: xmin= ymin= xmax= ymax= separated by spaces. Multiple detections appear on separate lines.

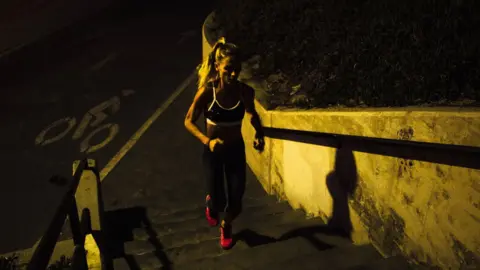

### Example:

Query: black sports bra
xmin=204 ymin=82 xmax=245 ymax=127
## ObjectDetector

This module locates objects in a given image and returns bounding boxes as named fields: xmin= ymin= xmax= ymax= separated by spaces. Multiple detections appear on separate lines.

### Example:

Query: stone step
xmin=130 ymin=236 xmax=315 ymax=269
xmin=145 ymin=193 xmax=283 ymax=226
xmin=102 ymin=194 xmax=286 ymax=251
xmin=112 ymin=256 xmax=130 ymax=270
xmin=63 ymin=195 xmax=280 ymax=243
xmin=132 ymin=200 xmax=298 ymax=241
xmin=344 ymin=255 xmax=412 ymax=270
xmin=250 ymin=243 xmax=383 ymax=270
xmin=124 ymin=208 xmax=310 ymax=254
xmin=123 ymin=214 xmax=354 ymax=269
xmin=173 ymin=238 xmax=379 ymax=270
xmin=234 ymin=213 xmax=354 ymax=249
xmin=140 ymin=237 xmax=233 ymax=269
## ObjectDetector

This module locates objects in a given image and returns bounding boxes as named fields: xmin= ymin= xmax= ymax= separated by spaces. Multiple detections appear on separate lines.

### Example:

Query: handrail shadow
xmin=27 ymin=158 xmax=112 ymax=270
xmin=105 ymin=206 xmax=172 ymax=270
xmin=27 ymin=160 xmax=88 ymax=270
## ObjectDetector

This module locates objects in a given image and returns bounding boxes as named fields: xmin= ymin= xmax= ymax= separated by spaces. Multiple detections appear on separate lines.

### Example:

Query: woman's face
xmin=217 ymin=57 xmax=241 ymax=85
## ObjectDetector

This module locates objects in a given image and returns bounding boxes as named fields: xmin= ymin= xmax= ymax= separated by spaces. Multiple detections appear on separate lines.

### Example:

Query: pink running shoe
xmin=220 ymin=223 xmax=233 ymax=250
xmin=205 ymin=195 xmax=218 ymax=227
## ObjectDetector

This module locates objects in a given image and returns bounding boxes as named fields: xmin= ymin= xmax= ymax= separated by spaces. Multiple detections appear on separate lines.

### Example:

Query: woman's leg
xmin=202 ymin=145 xmax=225 ymax=226
xmin=223 ymin=140 xmax=247 ymax=224
xmin=218 ymin=140 xmax=246 ymax=249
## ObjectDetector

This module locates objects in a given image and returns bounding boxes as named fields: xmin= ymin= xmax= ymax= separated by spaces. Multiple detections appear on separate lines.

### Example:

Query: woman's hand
xmin=208 ymin=138 xmax=224 ymax=152
xmin=253 ymin=134 xmax=265 ymax=152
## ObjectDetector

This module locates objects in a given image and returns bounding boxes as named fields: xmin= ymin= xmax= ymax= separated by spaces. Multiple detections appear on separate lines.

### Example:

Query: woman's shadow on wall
xmin=236 ymin=147 xmax=359 ymax=248
xmin=325 ymin=147 xmax=358 ymax=239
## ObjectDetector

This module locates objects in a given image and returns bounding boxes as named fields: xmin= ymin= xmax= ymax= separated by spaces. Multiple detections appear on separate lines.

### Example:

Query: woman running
xmin=184 ymin=37 xmax=265 ymax=250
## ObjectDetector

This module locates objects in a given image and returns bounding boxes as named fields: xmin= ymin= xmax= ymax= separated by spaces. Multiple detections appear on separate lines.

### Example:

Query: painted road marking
xmin=11 ymin=72 xmax=195 ymax=263
xmin=72 ymin=96 xmax=121 ymax=140
xmin=35 ymin=117 xmax=77 ymax=146
xmin=99 ymin=70 xmax=196 ymax=181
xmin=35 ymin=91 xmax=133 ymax=153
xmin=79 ymin=123 xmax=120 ymax=154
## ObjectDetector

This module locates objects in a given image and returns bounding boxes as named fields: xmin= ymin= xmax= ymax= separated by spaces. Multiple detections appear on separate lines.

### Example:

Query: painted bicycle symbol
xmin=35 ymin=90 xmax=135 ymax=154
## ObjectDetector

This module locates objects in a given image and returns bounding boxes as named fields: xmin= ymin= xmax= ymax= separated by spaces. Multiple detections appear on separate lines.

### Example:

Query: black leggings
xmin=203 ymin=139 xmax=246 ymax=222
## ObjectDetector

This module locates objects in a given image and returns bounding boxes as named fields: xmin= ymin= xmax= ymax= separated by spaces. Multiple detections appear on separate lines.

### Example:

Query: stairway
xmin=107 ymin=193 xmax=412 ymax=270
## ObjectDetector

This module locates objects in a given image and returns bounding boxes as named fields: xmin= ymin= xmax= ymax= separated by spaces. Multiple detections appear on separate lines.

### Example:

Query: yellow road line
xmin=99 ymin=71 xmax=196 ymax=181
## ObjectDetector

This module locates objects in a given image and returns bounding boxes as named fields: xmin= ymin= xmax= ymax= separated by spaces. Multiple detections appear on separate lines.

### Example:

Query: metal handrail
xmin=27 ymin=159 xmax=89 ymax=270
xmin=264 ymin=127 xmax=480 ymax=170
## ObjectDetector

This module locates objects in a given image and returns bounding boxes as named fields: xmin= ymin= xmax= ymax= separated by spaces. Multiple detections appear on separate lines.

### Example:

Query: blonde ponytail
xmin=197 ymin=38 xmax=226 ymax=88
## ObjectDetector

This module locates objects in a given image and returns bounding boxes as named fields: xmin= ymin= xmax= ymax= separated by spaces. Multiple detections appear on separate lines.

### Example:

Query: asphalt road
xmin=0 ymin=1 xmax=213 ymax=253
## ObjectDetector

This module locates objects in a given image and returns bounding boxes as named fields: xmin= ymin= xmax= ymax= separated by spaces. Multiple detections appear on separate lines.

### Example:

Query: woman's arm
xmin=184 ymin=87 xmax=210 ymax=146
xmin=242 ymin=84 xmax=265 ymax=151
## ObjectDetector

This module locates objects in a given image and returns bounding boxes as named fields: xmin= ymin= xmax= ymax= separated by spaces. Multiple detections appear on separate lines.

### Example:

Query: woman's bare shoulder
xmin=194 ymin=84 xmax=214 ymax=104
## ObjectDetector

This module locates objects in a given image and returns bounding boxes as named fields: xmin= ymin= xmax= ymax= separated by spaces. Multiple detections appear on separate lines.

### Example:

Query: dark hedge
xmin=216 ymin=0 xmax=480 ymax=108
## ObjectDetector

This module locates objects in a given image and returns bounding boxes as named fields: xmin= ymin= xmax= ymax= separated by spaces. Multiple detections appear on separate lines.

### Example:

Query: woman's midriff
xmin=206 ymin=123 xmax=243 ymax=145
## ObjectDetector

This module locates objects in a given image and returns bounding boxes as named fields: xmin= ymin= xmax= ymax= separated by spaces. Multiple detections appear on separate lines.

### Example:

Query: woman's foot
xmin=220 ymin=221 xmax=233 ymax=250
xmin=205 ymin=195 xmax=218 ymax=227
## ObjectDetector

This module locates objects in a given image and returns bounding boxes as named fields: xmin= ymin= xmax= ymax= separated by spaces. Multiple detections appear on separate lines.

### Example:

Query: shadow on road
xmin=235 ymin=229 xmax=277 ymax=247
xmin=234 ymin=224 xmax=341 ymax=252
